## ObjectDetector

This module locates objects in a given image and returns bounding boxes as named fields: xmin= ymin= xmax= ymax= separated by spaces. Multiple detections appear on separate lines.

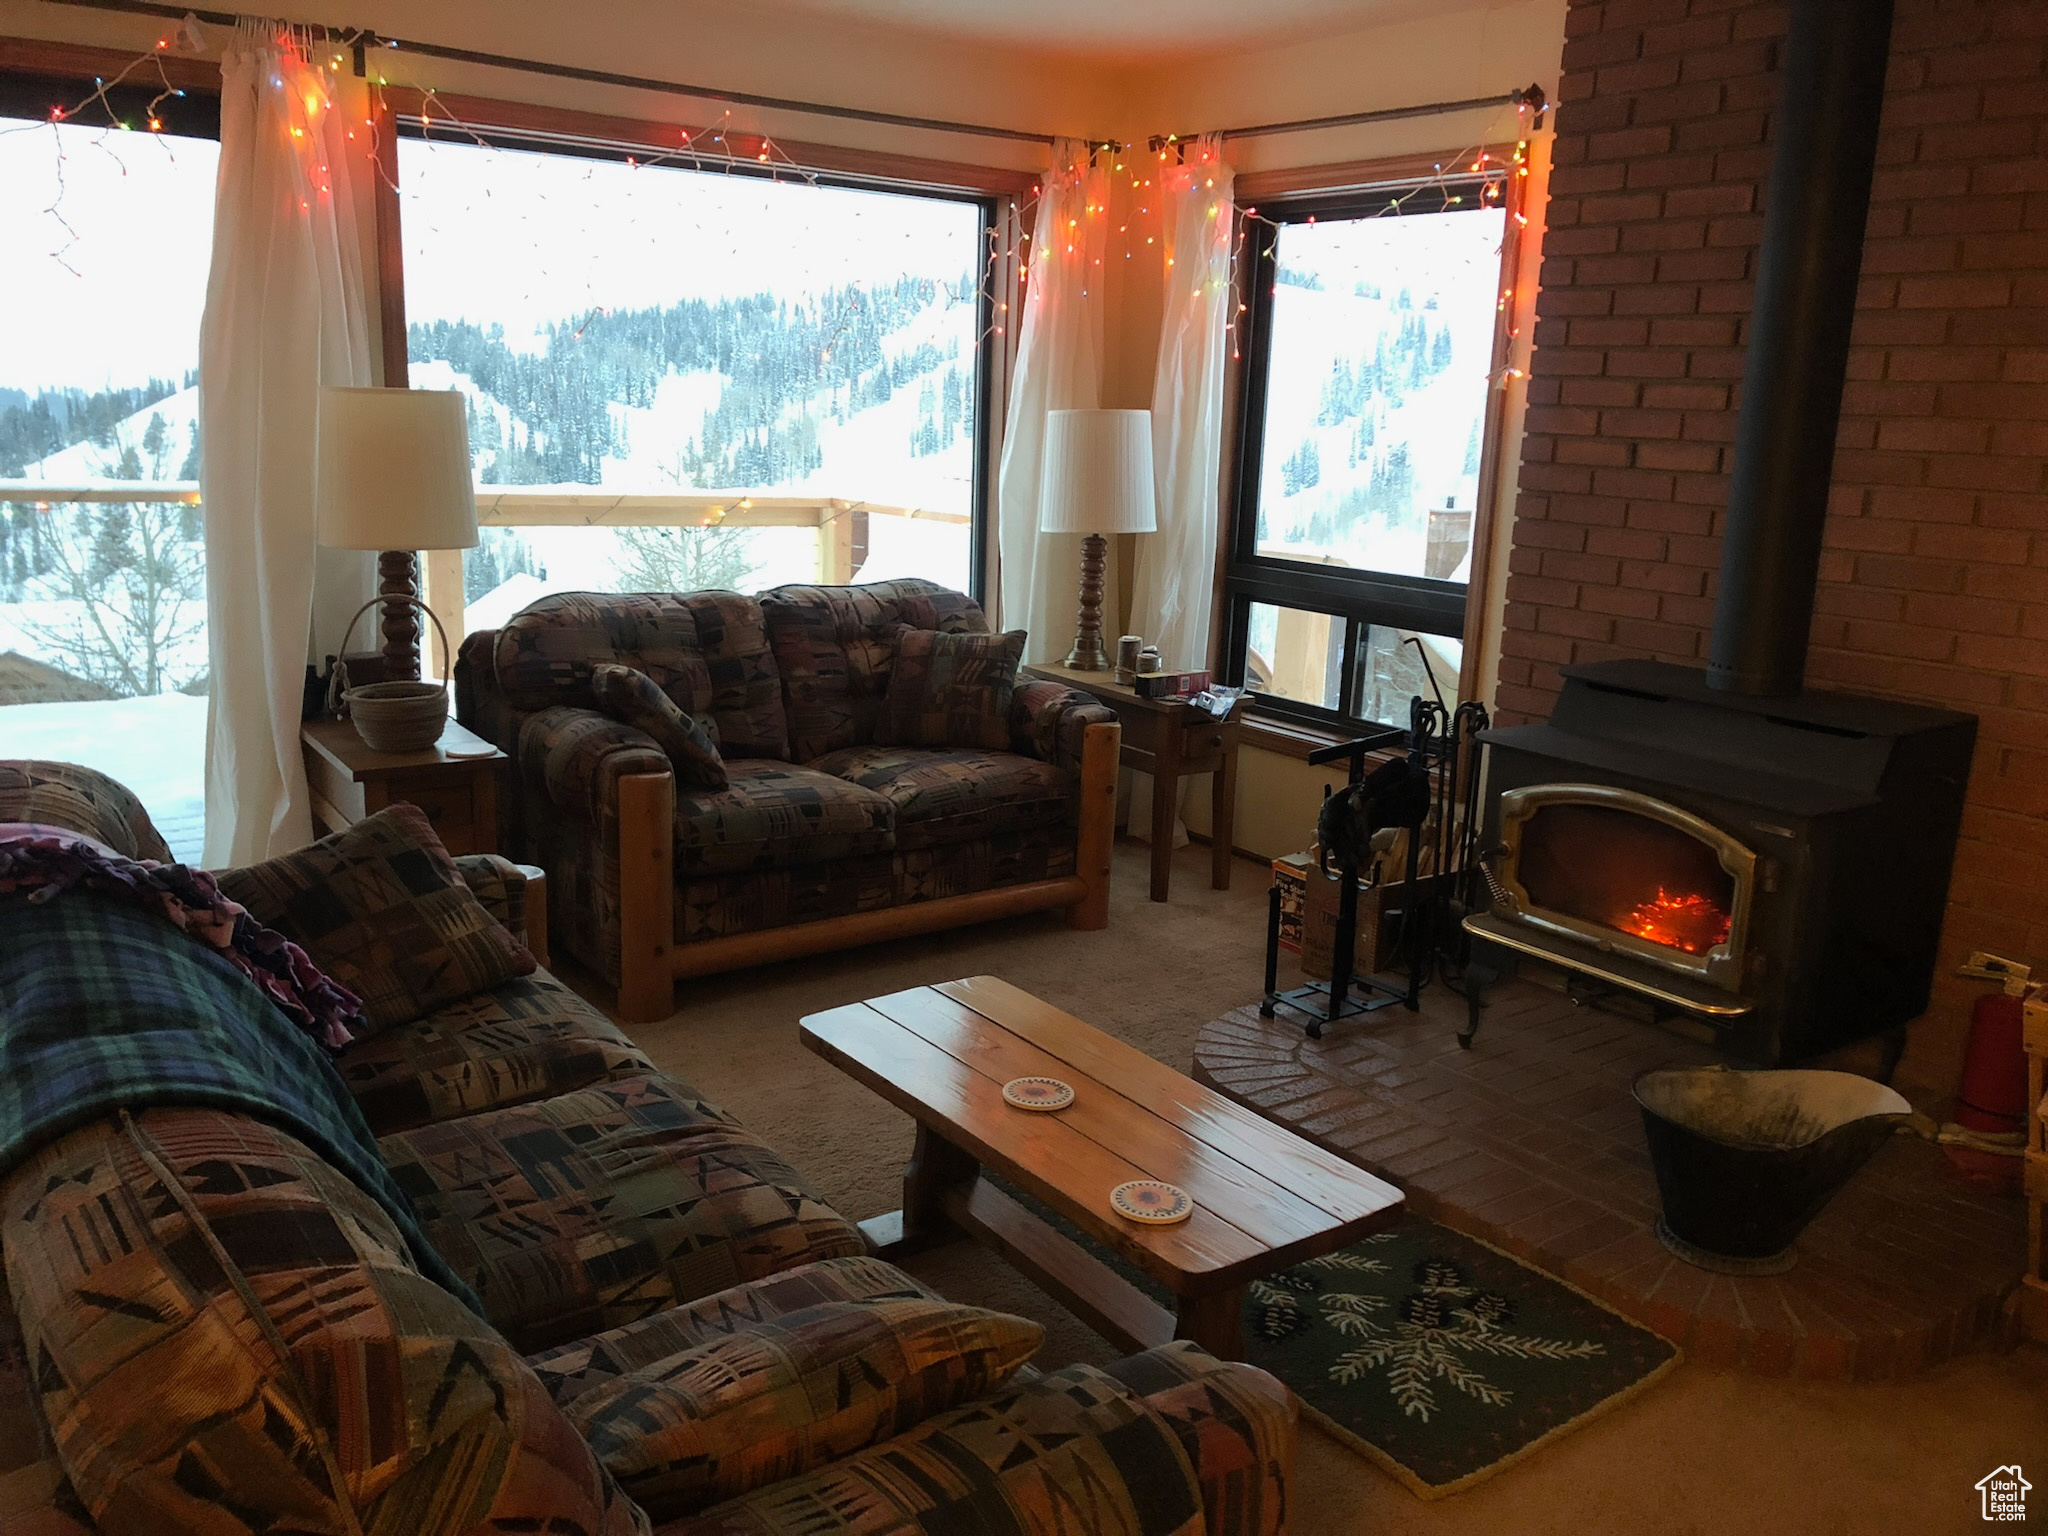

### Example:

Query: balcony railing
xmin=1 ymin=481 xmax=969 ymax=672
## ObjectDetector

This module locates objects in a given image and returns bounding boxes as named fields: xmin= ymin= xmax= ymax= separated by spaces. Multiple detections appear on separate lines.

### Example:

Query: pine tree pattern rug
xmin=992 ymin=1181 xmax=1680 ymax=1498
xmin=1237 ymin=1220 xmax=1680 ymax=1498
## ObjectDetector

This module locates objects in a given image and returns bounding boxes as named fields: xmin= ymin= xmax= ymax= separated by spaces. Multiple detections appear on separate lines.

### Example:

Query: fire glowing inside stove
xmin=1617 ymin=887 xmax=1732 ymax=955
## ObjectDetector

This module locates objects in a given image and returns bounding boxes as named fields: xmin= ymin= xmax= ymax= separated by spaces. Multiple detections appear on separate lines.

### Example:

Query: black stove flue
xmin=1709 ymin=0 xmax=1897 ymax=697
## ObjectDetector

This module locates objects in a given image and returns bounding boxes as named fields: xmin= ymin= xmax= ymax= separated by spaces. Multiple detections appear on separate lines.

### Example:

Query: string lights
xmin=14 ymin=28 xmax=1543 ymax=394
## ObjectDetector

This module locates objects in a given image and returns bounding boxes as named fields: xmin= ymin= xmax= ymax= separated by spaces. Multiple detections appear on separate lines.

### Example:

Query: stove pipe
xmin=1706 ymin=0 xmax=1898 ymax=697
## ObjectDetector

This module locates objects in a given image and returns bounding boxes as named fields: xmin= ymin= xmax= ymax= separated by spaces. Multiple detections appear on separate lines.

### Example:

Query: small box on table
xmin=1134 ymin=669 xmax=1211 ymax=700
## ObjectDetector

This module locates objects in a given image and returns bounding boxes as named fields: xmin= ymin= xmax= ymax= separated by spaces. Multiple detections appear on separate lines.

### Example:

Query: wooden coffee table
xmin=800 ymin=976 xmax=1404 ymax=1359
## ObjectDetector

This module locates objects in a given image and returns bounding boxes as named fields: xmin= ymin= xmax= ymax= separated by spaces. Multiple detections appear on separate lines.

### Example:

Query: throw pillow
xmin=214 ymin=803 xmax=534 ymax=1035
xmin=590 ymin=662 xmax=730 ymax=792
xmin=565 ymin=1296 xmax=1042 ymax=1520
xmin=880 ymin=627 xmax=1026 ymax=752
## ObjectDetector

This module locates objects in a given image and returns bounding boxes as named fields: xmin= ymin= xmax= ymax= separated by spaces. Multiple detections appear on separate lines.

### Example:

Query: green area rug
xmin=995 ymin=1181 xmax=1680 ymax=1498
xmin=1236 ymin=1220 xmax=1680 ymax=1498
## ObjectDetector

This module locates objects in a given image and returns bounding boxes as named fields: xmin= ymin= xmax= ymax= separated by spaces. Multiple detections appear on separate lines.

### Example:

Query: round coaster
xmin=1002 ymin=1076 xmax=1075 ymax=1112
xmin=1110 ymin=1180 xmax=1193 ymax=1225
xmin=443 ymin=744 xmax=499 ymax=759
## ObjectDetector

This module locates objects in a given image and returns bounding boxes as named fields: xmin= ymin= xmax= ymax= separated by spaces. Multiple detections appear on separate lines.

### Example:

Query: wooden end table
xmin=301 ymin=716 xmax=505 ymax=856
xmin=801 ymin=976 xmax=1403 ymax=1360
xmin=1023 ymin=663 xmax=1243 ymax=903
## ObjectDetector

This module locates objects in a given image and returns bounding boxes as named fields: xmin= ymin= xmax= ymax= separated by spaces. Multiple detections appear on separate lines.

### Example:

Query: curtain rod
xmin=1183 ymin=84 xmax=1548 ymax=147
xmin=39 ymin=0 xmax=1549 ymax=153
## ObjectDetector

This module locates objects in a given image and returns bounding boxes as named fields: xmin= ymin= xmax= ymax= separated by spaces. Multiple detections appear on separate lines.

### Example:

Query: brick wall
xmin=1501 ymin=0 xmax=2048 ymax=1086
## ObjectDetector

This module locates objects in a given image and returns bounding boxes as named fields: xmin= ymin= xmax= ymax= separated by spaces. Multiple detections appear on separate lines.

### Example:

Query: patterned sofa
xmin=0 ymin=762 xmax=1295 ymax=1536
xmin=456 ymin=579 xmax=1121 ymax=1020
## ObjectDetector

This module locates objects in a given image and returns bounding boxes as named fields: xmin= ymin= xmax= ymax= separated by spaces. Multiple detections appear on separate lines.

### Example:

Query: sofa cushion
xmin=380 ymin=1071 xmax=865 ymax=1353
xmin=0 ymin=759 xmax=173 ymax=863
xmin=336 ymin=967 xmax=656 ymax=1136
xmin=1102 ymin=1343 xmax=1298 ymax=1536
xmin=215 ymin=802 xmax=534 ymax=1033
xmin=880 ymin=627 xmax=1027 ymax=752
xmin=678 ymin=852 xmax=897 ymax=944
xmin=809 ymin=745 xmax=1073 ymax=850
xmin=592 ymin=662 xmax=730 ymax=790
xmin=655 ymin=1357 xmax=1204 ymax=1536
xmin=676 ymin=761 xmax=896 ymax=876
xmin=760 ymin=580 xmax=988 ymax=762
xmin=495 ymin=590 xmax=789 ymax=758
xmin=2 ymin=1108 xmax=649 ymax=1536
xmin=567 ymin=1297 xmax=1043 ymax=1519
xmin=896 ymin=827 xmax=1077 ymax=903
xmin=527 ymin=1256 xmax=940 ymax=1406
xmin=0 ymin=1267 xmax=92 ymax=1534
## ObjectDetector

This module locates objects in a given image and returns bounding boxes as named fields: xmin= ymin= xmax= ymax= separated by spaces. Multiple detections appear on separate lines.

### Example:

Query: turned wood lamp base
xmin=1062 ymin=532 xmax=1112 ymax=671
xmin=377 ymin=548 xmax=423 ymax=683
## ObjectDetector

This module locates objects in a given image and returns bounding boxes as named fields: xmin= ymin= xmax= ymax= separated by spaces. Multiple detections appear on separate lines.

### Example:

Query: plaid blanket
xmin=0 ymin=823 xmax=366 ymax=1049
xmin=0 ymin=893 xmax=480 ymax=1311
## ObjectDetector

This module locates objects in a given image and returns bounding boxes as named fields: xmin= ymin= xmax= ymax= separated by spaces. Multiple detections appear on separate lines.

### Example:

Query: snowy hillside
xmin=409 ymin=278 xmax=981 ymax=602
xmin=1254 ymin=206 xmax=1507 ymax=584
xmin=9 ymin=385 xmax=200 ymax=486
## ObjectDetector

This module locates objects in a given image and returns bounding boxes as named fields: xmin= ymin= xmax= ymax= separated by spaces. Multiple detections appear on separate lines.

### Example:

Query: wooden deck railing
xmin=1 ymin=482 xmax=969 ymax=671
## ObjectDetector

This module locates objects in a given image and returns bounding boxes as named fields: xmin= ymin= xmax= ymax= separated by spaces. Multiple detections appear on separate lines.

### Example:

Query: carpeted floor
xmin=598 ymin=841 xmax=2046 ymax=1536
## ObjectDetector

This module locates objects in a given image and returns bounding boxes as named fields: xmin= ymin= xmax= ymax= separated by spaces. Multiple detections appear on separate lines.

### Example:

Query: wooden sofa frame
xmin=609 ymin=721 xmax=1122 ymax=1021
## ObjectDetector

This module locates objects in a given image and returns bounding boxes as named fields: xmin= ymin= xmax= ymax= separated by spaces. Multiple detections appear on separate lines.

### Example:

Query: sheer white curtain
xmin=200 ymin=23 xmax=378 ymax=865
xmin=1133 ymin=136 xmax=1234 ymax=677
xmin=1128 ymin=138 xmax=1235 ymax=844
xmin=997 ymin=140 xmax=1112 ymax=657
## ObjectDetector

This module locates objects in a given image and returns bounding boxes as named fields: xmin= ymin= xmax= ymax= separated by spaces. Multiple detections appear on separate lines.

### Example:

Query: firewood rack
xmin=1258 ymin=695 xmax=1489 ymax=1040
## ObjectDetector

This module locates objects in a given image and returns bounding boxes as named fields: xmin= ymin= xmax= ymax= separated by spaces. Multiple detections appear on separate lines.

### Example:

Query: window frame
xmin=1218 ymin=163 xmax=1523 ymax=738
xmin=378 ymin=89 xmax=1017 ymax=609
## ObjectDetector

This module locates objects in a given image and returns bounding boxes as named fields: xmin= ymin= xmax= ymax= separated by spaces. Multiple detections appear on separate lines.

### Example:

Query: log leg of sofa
xmin=615 ymin=770 xmax=676 ymax=1023
xmin=1068 ymin=720 xmax=1119 ymax=930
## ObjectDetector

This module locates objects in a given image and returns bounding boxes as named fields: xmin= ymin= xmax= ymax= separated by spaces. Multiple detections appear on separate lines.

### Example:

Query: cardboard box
xmin=1300 ymin=866 xmax=1438 ymax=981
xmin=1272 ymin=852 xmax=1312 ymax=954
xmin=1134 ymin=668 xmax=1211 ymax=699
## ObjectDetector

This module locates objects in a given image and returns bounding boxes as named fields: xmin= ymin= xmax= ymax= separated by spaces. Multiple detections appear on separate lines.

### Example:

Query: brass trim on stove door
xmin=1493 ymin=783 xmax=1757 ymax=992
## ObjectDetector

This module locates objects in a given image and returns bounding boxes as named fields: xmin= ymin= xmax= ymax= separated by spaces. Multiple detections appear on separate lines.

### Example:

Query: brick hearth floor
xmin=1193 ymin=979 xmax=2024 ymax=1382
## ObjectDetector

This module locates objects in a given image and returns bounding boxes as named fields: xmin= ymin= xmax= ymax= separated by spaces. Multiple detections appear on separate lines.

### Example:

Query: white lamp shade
xmin=1039 ymin=408 xmax=1157 ymax=535
xmin=315 ymin=387 xmax=479 ymax=551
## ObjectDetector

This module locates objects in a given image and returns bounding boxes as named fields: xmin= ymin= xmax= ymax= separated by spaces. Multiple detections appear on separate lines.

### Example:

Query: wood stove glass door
xmin=1497 ymin=785 xmax=1755 ymax=990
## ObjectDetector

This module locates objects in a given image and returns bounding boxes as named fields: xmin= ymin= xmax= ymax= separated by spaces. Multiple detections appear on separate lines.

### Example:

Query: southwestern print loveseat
xmin=457 ymin=579 xmax=1120 ymax=1021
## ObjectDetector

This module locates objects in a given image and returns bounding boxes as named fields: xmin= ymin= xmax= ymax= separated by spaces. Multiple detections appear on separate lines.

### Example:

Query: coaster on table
xmin=1111 ymin=1180 xmax=1193 ymax=1225
xmin=1002 ymin=1076 xmax=1075 ymax=1112
xmin=443 ymin=744 xmax=499 ymax=759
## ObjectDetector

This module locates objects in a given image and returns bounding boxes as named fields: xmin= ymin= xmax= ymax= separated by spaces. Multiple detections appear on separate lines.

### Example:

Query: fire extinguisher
xmin=1939 ymin=952 xmax=2035 ymax=1193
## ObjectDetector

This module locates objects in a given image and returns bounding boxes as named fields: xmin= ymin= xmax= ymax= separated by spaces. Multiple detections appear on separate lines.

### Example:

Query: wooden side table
xmin=1024 ymin=662 xmax=1243 ymax=903
xmin=301 ymin=716 xmax=505 ymax=856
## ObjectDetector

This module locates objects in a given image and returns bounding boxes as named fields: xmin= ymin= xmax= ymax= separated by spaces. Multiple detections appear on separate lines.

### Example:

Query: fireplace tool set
xmin=1259 ymin=687 xmax=1490 ymax=1040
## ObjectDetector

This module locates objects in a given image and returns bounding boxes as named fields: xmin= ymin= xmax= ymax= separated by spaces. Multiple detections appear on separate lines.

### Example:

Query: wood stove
xmin=1469 ymin=660 xmax=1975 ymax=1064
xmin=1465 ymin=0 xmax=1979 ymax=1067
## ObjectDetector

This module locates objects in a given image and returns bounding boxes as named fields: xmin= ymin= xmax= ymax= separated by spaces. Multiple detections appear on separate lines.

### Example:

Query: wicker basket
xmin=330 ymin=597 xmax=455 ymax=753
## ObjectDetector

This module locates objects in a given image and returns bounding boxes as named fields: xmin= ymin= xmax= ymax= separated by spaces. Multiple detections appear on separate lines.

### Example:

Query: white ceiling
xmin=729 ymin=0 xmax=1451 ymax=62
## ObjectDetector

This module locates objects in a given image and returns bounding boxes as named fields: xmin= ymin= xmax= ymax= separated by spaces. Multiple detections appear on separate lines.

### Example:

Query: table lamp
xmin=1040 ymin=408 xmax=1156 ymax=671
xmin=315 ymin=386 xmax=478 ymax=749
